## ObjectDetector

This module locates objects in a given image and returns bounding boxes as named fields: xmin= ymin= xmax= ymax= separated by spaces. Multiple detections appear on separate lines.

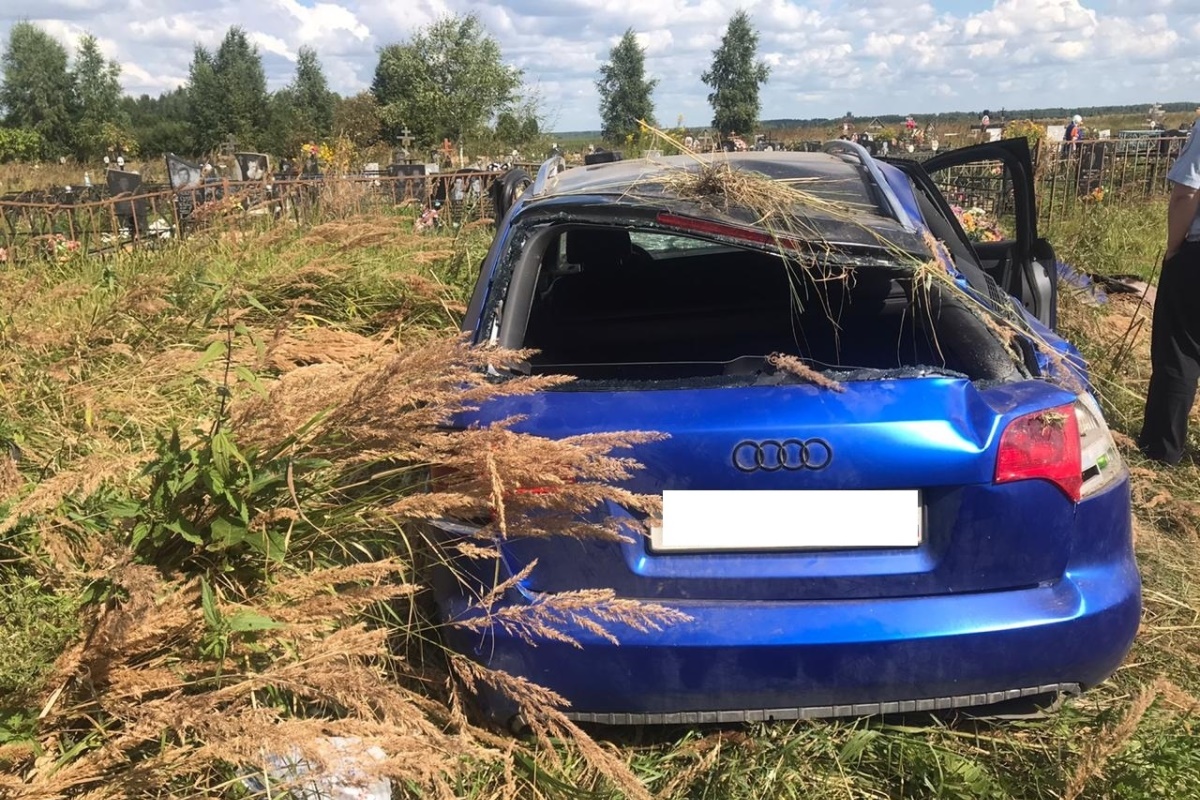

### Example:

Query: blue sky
xmin=1 ymin=0 xmax=1197 ymax=131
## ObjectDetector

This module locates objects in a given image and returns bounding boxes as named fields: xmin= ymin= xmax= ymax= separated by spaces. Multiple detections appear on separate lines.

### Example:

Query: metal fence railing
xmin=892 ymin=135 xmax=1188 ymax=227
xmin=0 ymin=172 xmax=505 ymax=264
xmin=0 ymin=138 xmax=1188 ymax=265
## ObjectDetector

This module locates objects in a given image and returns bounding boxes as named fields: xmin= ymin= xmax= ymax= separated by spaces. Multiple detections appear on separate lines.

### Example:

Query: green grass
xmin=0 ymin=208 xmax=483 ymax=713
xmin=2 ymin=195 xmax=1199 ymax=799
xmin=1046 ymin=197 xmax=1169 ymax=281
xmin=0 ymin=576 xmax=79 ymax=696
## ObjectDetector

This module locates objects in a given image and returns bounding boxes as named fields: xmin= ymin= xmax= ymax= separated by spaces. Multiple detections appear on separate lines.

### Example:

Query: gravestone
xmin=1077 ymin=141 xmax=1108 ymax=196
xmin=165 ymin=153 xmax=205 ymax=220
xmin=387 ymin=163 xmax=427 ymax=202
xmin=166 ymin=153 xmax=203 ymax=191
xmin=106 ymin=168 xmax=149 ymax=236
xmin=393 ymin=127 xmax=417 ymax=165
xmin=233 ymin=152 xmax=270 ymax=182
xmin=584 ymin=150 xmax=622 ymax=165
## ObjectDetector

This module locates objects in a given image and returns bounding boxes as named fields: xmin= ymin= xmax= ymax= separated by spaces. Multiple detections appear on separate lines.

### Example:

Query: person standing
xmin=1064 ymin=114 xmax=1083 ymax=141
xmin=1139 ymin=125 xmax=1200 ymax=464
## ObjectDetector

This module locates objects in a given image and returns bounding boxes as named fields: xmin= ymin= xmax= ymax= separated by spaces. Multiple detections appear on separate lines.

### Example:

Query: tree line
xmin=1 ymin=9 xmax=775 ymax=165
xmin=596 ymin=10 xmax=771 ymax=144
xmin=0 ymin=16 xmax=543 ymax=164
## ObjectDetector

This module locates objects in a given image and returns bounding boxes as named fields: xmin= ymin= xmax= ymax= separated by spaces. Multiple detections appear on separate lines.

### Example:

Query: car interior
xmin=508 ymin=226 xmax=1021 ymax=383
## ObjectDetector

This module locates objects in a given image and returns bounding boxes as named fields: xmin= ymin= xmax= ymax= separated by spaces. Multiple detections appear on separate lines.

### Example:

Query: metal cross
xmin=398 ymin=128 xmax=414 ymax=150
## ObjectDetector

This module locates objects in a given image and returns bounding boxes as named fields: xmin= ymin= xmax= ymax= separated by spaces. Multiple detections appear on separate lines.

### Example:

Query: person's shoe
xmin=1137 ymin=440 xmax=1182 ymax=467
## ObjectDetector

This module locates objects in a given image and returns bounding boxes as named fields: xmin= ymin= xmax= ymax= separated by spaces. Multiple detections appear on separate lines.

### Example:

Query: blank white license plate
xmin=650 ymin=490 xmax=922 ymax=553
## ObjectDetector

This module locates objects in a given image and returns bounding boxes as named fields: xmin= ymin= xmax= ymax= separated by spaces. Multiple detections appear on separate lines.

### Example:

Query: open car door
xmin=890 ymin=139 xmax=1057 ymax=330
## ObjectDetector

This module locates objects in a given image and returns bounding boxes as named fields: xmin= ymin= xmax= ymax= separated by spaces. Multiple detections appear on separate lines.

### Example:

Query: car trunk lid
xmin=470 ymin=377 xmax=1079 ymax=601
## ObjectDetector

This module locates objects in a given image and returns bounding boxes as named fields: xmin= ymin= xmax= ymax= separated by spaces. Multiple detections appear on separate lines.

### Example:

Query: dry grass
xmin=5 ymin=142 xmax=1200 ymax=799
xmin=2 ymin=330 xmax=679 ymax=798
xmin=258 ymin=327 xmax=386 ymax=372
xmin=0 ymin=453 xmax=21 ymax=504
xmin=0 ymin=210 xmax=683 ymax=798
xmin=4 ymin=561 xmax=476 ymax=798
xmin=1063 ymin=679 xmax=1170 ymax=800
xmin=767 ymin=353 xmax=845 ymax=392
xmin=302 ymin=216 xmax=423 ymax=250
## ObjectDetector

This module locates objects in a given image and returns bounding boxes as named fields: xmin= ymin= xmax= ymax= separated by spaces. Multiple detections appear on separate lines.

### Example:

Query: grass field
xmin=1 ymin=195 xmax=1198 ymax=799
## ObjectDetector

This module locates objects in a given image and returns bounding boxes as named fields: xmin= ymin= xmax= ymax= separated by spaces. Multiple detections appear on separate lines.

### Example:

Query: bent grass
xmin=0 ymin=170 xmax=1197 ymax=799
xmin=0 ymin=212 xmax=671 ymax=798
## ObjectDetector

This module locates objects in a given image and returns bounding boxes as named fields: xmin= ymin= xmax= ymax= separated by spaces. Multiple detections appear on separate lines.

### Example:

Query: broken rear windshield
xmin=496 ymin=226 xmax=1021 ymax=387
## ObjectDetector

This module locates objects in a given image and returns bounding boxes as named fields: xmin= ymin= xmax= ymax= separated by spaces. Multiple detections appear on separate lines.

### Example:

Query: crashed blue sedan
xmin=435 ymin=139 xmax=1140 ymax=724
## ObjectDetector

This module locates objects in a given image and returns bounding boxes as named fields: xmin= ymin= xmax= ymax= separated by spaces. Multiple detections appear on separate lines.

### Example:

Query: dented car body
xmin=436 ymin=140 xmax=1140 ymax=724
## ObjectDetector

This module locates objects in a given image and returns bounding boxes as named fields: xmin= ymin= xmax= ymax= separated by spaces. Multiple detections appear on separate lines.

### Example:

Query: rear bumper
xmin=441 ymin=550 xmax=1141 ymax=724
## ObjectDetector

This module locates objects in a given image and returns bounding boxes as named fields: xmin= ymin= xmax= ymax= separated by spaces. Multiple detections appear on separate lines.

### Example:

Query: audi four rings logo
xmin=732 ymin=439 xmax=833 ymax=472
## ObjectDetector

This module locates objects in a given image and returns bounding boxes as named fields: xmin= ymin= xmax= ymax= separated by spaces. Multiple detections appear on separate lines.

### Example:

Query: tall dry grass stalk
xmin=1062 ymin=679 xmax=1166 ymax=800
xmin=0 ymin=332 xmax=677 ymax=799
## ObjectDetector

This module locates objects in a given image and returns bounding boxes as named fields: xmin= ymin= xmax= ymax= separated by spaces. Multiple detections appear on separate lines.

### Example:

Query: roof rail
xmin=531 ymin=154 xmax=567 ymax=198
xmin=822 ymin=140 xmax=915 ymax=232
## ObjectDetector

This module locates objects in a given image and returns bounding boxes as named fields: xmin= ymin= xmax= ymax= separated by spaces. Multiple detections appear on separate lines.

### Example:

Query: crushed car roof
xmin=525 ymin=151 xmax=928 ymax=256
xmin=548 ymin=152 xmax=881 ymax=209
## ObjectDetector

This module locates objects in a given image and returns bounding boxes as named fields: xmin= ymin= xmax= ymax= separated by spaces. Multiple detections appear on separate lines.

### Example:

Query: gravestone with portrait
xmin=233 ymin=153 xmax=270 ymax=182
xmin=165 ymin=153 xmax=204 ymax=221
xmin=106 ymin=168 xmax=149 ymax=236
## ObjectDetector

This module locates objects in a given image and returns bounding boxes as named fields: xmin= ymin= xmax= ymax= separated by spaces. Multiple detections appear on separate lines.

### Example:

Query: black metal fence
xmin=0 ymin=172 xmax=504 ymax=265
xmin=894 ymin=135 xmax=1188 ymax=226
xmin=1 ymin=138 xmax=1188 ymax=265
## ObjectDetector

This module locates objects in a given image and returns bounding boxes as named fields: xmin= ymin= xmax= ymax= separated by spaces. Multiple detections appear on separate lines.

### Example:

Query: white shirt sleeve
xmin=1168 ymin=131 xmax=1200 ymax=189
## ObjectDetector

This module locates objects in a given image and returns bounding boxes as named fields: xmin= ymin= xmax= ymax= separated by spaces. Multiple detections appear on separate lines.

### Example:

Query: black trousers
xmin=1139 ymin=240 xmax=1200 ymax=464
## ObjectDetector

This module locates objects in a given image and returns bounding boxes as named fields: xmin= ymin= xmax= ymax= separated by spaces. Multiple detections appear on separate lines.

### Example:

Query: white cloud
xmin=0 ymin=0 xmax=1194 ymax=130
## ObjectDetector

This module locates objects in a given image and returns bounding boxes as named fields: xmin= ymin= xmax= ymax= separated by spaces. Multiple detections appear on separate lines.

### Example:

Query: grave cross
xmin=398 ymin=127 xmax=414 ymax=151
xmin=221 ymin=134 xmax=239 ymax=156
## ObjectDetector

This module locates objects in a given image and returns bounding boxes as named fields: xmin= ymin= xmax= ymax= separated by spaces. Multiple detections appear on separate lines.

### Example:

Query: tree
xmin=596 ymin=29 xmax=657 ymax=144
xmin=186 ymin=27 xmax=269 ymax=152
xmin=494 ymin=94 xmax=543 ymax=149
xmin=0 ymin=22 xmax=75 ymax=156
xmin=332 ymin=91 xmax=382 ymax=150
xmin=73 ymin=34 xmax=131 ymax=159
xmin=701 ymin=11 xmax=769 ymax=136
xmin=262 ymin=91 xmax=302 ymax=157
xmin=0 ymin=127 xmax=44 ymax=162
xmin=213 ymin=27 xmax=268 ymax=148
xmin=123 ymin=89 xmax=193 ymax=157
xmin=264 ymin=46 xmax=336 ymax=155
xmin=186 ymin=46 xmax=224 ymax=152
xmin=372 ymin=14 xmax=522 ymax=148
xmin=290 ymin=46 xmax=334 ymax=142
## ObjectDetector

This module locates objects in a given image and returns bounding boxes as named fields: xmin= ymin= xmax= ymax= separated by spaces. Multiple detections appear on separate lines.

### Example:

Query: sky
xmin=1 ymin=0 xmax=1198 ymax=132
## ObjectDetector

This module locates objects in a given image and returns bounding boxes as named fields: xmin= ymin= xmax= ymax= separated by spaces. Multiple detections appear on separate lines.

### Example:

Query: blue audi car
xmin=436 ymin=139 xmax=1140 ymax=724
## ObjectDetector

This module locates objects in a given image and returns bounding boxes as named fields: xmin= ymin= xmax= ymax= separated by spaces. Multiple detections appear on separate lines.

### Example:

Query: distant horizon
xmin=3 ymin=0 xmax=1198 ymax=133
xmin=549 ymin=101 xmax=1200 ymax=138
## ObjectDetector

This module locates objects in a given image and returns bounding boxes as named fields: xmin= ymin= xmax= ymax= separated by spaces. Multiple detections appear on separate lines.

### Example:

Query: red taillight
xmin=656 ymin=212 xmax=802 ymax=250
xmin=995 ymin=403 xmax=1082 ymax=501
